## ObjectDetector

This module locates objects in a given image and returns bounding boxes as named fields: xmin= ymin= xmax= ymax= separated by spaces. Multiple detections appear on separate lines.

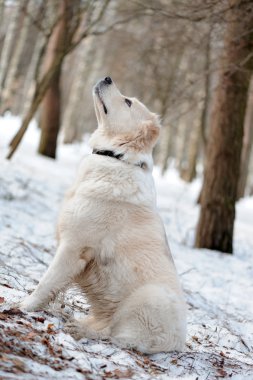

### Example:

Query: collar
xmin=92 ymin=149 xmax=147 ymax=169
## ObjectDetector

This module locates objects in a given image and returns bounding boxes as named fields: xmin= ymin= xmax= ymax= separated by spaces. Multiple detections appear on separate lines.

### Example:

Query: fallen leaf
xmin=105 ymin=368 xmax=134 ymax=378
xmin=115 ymin=369 xmax=134 ymax=378
xmin=143 ymin=357 xmax=150 ymax=365
xmin=42 ymin=337 xmax=54 ymax=355
xmin=217 ymin=369 xmax=227 ymax=377
xmin=3 ymin=308 xmax=24 ymax=316
xmin=26 ymin=332 xmax=37 ymax=339
xmin=32 ymin=315 xmax=45 ymax=323
xmin=12 ymin=358 xmax=26 ymax=371
xmin=47 ymin=323 xmax=54 ymax=332
xmin=0 ymin=297 xmax=5 ymax=304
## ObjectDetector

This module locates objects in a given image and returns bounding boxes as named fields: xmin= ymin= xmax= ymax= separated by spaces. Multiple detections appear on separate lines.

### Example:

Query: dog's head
xmin=92 ymin=77 xmax=160 ymax=153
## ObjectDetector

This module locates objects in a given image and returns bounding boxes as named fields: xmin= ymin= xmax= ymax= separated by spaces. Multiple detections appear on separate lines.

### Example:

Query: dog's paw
xmin=19 ymin=295 xmax=44 ymax=312
xmin=2 ymin=301 xmax=21 ymax=311
xmin=64 ymin=318 xmax=85 ymax=340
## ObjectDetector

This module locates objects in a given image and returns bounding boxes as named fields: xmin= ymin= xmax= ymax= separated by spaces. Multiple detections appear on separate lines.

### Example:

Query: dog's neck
xmin=89 ymin=129 xmax=153 ymax=171
xmin=92 ymin=148 xmax=148 ymax=170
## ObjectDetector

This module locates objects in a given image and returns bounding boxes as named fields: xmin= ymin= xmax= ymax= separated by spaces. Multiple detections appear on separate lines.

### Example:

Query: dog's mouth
xmin=93 ymin=77 xmax=114 ymax=116
xmin=94 ymin=86 xmax=108 ymax=114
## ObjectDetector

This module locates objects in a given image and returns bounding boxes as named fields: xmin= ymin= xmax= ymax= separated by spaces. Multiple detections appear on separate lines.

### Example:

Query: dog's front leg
xmin=20 ymin=242 xmax=89 ymax=312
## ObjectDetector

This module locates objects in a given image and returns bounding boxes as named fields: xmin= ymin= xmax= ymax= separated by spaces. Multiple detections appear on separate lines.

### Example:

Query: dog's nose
xmin=104 ymin=76 xmax=112 ymax=85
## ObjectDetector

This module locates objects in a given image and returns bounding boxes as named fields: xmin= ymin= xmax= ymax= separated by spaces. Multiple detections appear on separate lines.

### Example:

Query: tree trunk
xmin=157 ymin=49 xmax=184 ymax=173
xmin=0 ymin=0 xmax=5 ymax=29
xmin=200 ymin=24 xmax=213 ymax=147
xmin=7 ymin=49 xmax=65 ymax=160
xmin=0 ymin=1 xmax=21 ymax=94
xmin=6 ymin=0 xmax=111 ymax=160
xmin=195 ymin=0 xmax=253 ymax=253
xmin=160 ymin=124 xmax=174 ymax=174
xmin=177 ymin=113 xmax=191 ymax=175
xmin=237 ymin=75 xmax=253 ymax=199
xmin=19 ymin=33 xmax=46 ymax=116
xmin=38 ymin=69 xmax=61 ymax=158
xmin=180 ymin=116 xmax=202 ymax=182
xmin=62 ymin=37 xmax=94 ymax=143
xmin=38 ymin=1 xmax=70 ymax=158
xmin=0 ymin=0 xmax=30 ymax=113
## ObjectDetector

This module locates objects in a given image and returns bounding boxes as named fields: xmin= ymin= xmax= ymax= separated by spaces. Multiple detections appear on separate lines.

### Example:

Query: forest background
xmin=0 ymin=1 xmax=253 ymax=378
xmin=1 ymin=0 xmax=253 ymax=253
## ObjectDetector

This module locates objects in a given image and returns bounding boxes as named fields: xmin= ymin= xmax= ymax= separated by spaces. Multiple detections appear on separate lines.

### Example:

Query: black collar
xmin=92 ymin=149 xmax=123 ymax=160
xmin=92 ymin=149 xmax=147 ymax=169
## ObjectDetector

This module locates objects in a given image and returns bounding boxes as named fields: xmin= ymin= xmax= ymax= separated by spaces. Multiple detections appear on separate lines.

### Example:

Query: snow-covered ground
xmin=0 ymin=115 xmax=253 ymax=379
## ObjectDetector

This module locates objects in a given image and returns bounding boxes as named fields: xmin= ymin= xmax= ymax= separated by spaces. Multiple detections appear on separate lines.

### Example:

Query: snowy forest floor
xmin=0 ymin=115 xmax=253 ymax=380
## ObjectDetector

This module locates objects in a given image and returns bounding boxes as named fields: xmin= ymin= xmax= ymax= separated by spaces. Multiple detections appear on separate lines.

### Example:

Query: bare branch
xmin=90 ymin=11 xmax=149 ymax=36
xmin=68 ymin=0 xmax=111 ymax=53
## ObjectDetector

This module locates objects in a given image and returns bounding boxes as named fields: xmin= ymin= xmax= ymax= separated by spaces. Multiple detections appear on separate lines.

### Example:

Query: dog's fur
xmin=20 ymin=78 xmax=186 ymax=354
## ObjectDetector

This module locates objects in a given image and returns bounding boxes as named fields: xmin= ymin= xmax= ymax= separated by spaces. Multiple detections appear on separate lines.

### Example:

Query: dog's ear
xmin=116 ymin=114 xmax=161 ymax=152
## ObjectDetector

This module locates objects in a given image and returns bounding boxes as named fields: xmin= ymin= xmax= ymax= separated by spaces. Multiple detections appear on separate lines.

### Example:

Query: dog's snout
xmin=104 ymin=76 xmax=112 ymax=85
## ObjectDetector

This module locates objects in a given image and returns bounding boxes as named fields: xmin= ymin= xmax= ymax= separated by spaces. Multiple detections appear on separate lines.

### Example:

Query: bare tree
xmin=180 ymin=108 xmax=202 ymax=182
xmin=38 ymin=0 xmax=75 ymax=158
xmin=0 ymin=1 xmax=22 ymax=95
xmin=237 ymin=75 xmax=253 ymax=199
xmin=19 ymin=31 xmax=46 ymax=116
xmin=62 ymin=36 xmax=97 ymax=143
xmin=199 ymin=23 xmax=213 ymax=147
xmin=195 ymin=0 xmax=253 ymax=253
xmin=6 ymin=0 xmax=111 ymax=159
xmin=0 ymin=0 xmax=31 ymax=113
xmin=0 ymin=0 xmax=5 ymax=28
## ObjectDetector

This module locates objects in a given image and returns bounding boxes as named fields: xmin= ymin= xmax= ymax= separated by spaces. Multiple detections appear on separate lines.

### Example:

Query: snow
xmin=0 ymin=115 xmax=253 ymax=379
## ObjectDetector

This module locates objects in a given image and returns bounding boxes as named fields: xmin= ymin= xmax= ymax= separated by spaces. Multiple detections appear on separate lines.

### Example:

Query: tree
xmin=0 ymin=0 xmax=5 ymax=30
xmin=180 ymin=107 xmax=202 ymax=182
xmin=6 ymin=0 xmax=148 ymax=159
xmin=62 ymin=36 xmax=98 ymax=143
xmin=195 ymin=0 xmax=253 ymax=253
xmin=0 ymin=1 xmax=21 ymax=96
xmin=237 ymin=75 xmax=253 ymax=199
xmin=6 ymin=0 xmax=111 ymax=159
xmin=38 ymin=0 xmax=72 ymax=158
xmin=0 ymin=0 xmax=31 ymax=113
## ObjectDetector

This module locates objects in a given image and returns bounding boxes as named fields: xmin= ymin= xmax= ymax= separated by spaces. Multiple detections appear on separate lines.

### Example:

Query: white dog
xmin=20 ymin=77 xmax=186 ymax=354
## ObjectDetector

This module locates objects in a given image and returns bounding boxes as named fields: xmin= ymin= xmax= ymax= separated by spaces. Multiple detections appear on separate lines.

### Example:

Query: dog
xmin=20 ymin=77 xmax=186 ymax=354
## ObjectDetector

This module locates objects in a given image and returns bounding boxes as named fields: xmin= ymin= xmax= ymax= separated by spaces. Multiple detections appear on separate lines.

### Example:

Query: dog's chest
xmin=76 ymin=158 xmax=156 ymax=207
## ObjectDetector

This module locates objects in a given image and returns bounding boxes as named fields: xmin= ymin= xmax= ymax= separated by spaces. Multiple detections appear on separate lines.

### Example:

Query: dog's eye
xmin=125 ymin=98 xmax=132 ymax=107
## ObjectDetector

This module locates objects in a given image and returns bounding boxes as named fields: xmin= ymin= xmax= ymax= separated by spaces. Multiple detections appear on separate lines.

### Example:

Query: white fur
xmin=20 ymin=78 xmax=187 ymax=353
